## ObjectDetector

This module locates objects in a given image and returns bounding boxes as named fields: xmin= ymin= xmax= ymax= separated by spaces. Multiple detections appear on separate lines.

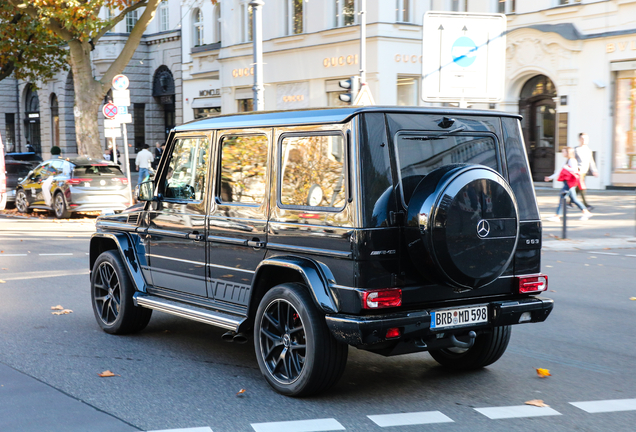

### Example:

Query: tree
xmin=5 ymin=0 xmax=162 ymax=158
xmin=0 ymin=3 xmax=67 ymax=83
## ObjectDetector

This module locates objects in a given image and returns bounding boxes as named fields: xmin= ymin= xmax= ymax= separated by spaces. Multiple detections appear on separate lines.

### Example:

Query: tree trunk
xmin=68 ymin=40 xmax=106 ymax=159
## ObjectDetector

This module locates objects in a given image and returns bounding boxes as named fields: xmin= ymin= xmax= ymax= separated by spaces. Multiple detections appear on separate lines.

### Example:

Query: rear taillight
xmin=113 ymin=177 xmax=129 ymax=185
xmin=66 ymin=178 xmax=92 ymax=185
xmin=362 ymin=288 xmax=402 ymax=309
xmin=517 ymin=275 xmax=548 ymax=294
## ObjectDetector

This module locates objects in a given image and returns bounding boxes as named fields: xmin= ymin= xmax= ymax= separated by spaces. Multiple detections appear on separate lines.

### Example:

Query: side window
xmin=219 ymin=135 xmax=268 ymax=205
xmin=280 ymin=134 xmax=346 ymax=209
xmin=33 ymin=163 xmax=52 ymax=180
xmin=50 ymin=160 xmax=64 ymax=174
xmin=164 ymin=137 xmax=209 ymax=201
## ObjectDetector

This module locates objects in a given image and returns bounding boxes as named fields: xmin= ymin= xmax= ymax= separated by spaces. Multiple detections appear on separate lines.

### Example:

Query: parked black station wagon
xmin=89 ymin=107 xmax=553 ymax=396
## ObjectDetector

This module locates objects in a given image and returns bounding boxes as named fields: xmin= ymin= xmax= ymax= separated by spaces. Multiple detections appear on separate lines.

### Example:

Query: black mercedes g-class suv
xmin=89 ymin=107 xmax=552 ymax=396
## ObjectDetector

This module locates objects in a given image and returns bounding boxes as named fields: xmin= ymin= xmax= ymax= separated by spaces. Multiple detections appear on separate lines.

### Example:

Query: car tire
xmin=53 ymin=192 xmax=72 ymax=219
xmin=428 ymin=326 xmax=511 ymax=370
xmin=254 ymin=283 xmax=348 ymax=397
xmin=15 ymin=189 xmax=31 ymax=213
xmin=91 ymin=250 xmax=152 ymax=335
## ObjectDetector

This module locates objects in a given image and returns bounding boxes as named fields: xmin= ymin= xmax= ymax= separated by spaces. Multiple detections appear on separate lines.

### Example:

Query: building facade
xmin=2 ymin=0 xmax=635 ymax=188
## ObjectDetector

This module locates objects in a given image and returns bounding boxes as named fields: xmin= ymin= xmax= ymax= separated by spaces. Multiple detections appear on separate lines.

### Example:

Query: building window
xmin=237 ymin=98 xmax=254 ymax=112
xmin=214 ymin=4 xmax=222 ymax=43
xmin=159 ymin=0 xmax=169 ymax=31
xmin=134 ymin=103 xmax=146 ymax=153
xmin=105 ymin=8 xmax=114 ymax=21
xmin=241 ymin=2 xmax=253 ymax=43
xmin=4 ymin=113 xmax=15 ymax=152
xmin=397 ymin=76 xmax=419 ymax=106
xmin=193 ymin=8 xmax=204 ymax=46
xmin=126 ymin=10 xmax=138 ymax=33
xmin=558 ymin=0 xmax=580 ymax=4
xmin=396 ymin=0 xmax=411 ymax=23
xmin=286 ymin=0 xmax=303 ymax=35
xmin=335 ymin=0 xmax=357 ymax=27
xmin=194 ymin=107 xmax=221 ymax=119
xmin=498 ymin=0 xmax=515 ymax=13
xmin=50 ymin=94 xmax=59 ymax=149
xmin=613 ymin=70 xmax=636 ymax=175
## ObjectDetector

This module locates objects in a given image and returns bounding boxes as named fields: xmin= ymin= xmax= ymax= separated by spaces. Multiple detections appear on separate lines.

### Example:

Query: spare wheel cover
xmin=406 ymin=165 xmax=519 ymax=290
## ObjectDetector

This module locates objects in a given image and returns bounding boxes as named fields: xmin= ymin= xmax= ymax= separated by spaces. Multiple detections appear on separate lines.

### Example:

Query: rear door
xmin=147 ymin=135 xmax=211 ymax=297
xmin=206 ymin=129 xmax=271 ymax=304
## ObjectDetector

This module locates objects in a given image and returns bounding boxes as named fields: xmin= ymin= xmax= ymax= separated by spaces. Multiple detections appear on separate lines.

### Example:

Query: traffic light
xmin=338 ymin=76 xmax=360 ymax=104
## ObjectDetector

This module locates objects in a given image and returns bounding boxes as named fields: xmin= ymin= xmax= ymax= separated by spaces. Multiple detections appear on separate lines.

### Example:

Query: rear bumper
xmin=325 ymin=297 xmax=553 ymax=349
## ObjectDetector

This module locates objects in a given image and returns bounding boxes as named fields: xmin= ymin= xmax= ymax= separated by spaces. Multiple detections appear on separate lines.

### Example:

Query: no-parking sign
xmin=102 ymin=103 xmax=118 ymax=119
xmin=112 ymin=74 xmax=130 ymax=91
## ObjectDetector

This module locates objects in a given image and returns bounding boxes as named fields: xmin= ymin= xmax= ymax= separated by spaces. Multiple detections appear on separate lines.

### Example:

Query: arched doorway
xmin=519 ymin=75 xmax=557 ymax=181
xmin=24 ymin=84 xmax=41 ymax=154
xmin=152 ymin=66 xmax=176 ymax=140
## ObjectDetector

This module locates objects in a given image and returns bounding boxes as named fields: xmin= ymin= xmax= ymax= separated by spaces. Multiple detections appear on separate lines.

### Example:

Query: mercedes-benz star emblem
xmin=477 ymin=219 xmax=490 ymax=238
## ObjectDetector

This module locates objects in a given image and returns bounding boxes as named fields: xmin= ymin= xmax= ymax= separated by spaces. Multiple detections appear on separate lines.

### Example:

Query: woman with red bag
xmin=544 ymin=147 xmax=593 ymax=221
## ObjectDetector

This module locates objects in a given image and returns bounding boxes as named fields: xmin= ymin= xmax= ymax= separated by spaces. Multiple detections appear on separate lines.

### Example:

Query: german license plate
xmin=431 ymin=305 xmax=488 ymax=330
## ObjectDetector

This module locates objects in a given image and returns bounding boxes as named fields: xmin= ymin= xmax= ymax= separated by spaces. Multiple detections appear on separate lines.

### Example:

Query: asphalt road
xmin=1 ymin=217 xmax=635 ymax=432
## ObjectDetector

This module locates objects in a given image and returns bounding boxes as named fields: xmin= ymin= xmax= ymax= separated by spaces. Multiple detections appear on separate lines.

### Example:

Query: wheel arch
xmin=247 ymin=256 xmax=339 ymax=327
xmin=90 ymin=233 xmax=148 ymax=293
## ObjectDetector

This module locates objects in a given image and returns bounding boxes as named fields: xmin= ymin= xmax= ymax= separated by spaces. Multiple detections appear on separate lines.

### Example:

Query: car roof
xmin=174 ymin=106 xmax=522 ymax=132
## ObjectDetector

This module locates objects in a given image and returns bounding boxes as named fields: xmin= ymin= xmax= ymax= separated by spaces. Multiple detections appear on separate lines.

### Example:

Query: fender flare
xmin=89 ymin=232 xmax=148 ymax=293
xmin=253 ymin=256 xmax=339 ymax=314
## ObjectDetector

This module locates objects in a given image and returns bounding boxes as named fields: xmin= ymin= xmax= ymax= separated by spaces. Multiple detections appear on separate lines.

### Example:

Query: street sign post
xmin=421 ymin=12 xmax=506 ymax=105
xmin=110 ymin=74 xmax=132 ymax=202
xmin=112 ymin=74 xmax=130 ymax=91
xmin=113 ymin=90 xmax=130 ymax=107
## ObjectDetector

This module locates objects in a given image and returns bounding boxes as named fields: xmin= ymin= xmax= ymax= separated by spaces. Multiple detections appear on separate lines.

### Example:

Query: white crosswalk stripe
xmin=147 ymin=428 xmax=213 ymax=432
xmin=474 ymin=405 xmax=562 ymax=419
xmin=368 ymin=411 xmax=453 ymax=427
xmin=570 ymin=398 xmax=636 ymax=413
xmin=251 ymin=418 xmax=345 ymax=432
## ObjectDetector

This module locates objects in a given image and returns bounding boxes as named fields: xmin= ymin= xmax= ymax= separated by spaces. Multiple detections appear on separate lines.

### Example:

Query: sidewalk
xmin=535 ymin=187 xmax=636 ymax=251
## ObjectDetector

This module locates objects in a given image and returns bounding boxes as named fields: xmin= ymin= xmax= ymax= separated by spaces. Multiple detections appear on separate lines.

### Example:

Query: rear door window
xmin=74 ymin=165 xmax=122 ymax=176
xmin=218 ymin=134 xmax=268 ymax=205
xmin=279 ymin=133 xmax=346 ymax=210
xmin=395 ymin=132 xmax=498 ymax=206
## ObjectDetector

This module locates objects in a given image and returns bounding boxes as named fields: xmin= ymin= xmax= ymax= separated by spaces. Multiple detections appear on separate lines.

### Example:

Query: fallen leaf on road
xmin=536 ymin=368 xmax=551 ymax=378
xmin=629 ymin=297 xmax=636 ymax=301
xmin=1 ymin=268 xmax=7 ymax=270
xmin=67 ymin=236 xmax=73 ymax=238
xmin=550 ymin=290 xmax=556 ymax=292
xmin=525 ymin=399 xmax=549 ymax=407
xmin=98 ymin=370 xmax=120 ymax=377
xmin=0 ymin=280 xmax=5 ymax=284
xmin=52 ymin=309 xmax=73 ymax=315
xmin=236 ymin=389 xmax=246 ymax=396
xmin=51 ymin=305 xmax=64 ymax=310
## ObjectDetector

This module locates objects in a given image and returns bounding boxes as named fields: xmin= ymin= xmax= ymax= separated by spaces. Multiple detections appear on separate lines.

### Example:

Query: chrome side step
xmin=133 ymin=293 xmax=244 ymax=332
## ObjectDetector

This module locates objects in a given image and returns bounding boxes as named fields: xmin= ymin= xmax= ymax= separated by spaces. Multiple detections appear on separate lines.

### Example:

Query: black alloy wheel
xmin=53 ymin=192 xmax=71 ymax=219
xmin=429 ymin=326 xmax=512 ymax=370
xmin=254 ymin=283 xmax=348 ymax=396
xmin=259 ymin=297 xmax=307 ymax=385
xmin=15 ymin=189 xmax=31 ymax=213
xmin=91 ymin=250 xmax=152 ymax=334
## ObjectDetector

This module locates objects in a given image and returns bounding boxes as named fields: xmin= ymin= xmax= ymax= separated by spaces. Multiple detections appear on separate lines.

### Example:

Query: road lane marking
xmin=251 ymin=418 xmax=345 ymax=432
xmin=0 ymin=254 xmax=28 ymax=257
xmin=587 ymin=251 xmax=619 ymax=256
xmin=1 ymin=269 xmax=89 ymax=281
xmin=474 ymin=405 xmax=561 ymax=419
xmin=147 ymin=428 xmax=213 ymax=432
xmin=368 ymin=411 xmax=453 ymax=427
xmin=570 ymin=398 xmax=636 ymax=413
xmin=39 ymin=253 xmax=74 ymax=256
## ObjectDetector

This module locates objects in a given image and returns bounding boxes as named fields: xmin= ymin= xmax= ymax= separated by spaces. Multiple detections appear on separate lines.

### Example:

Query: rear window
xmin=395 ymin=132 xmax=498 ymax=205
xmin=74 ymin=165 xmax=123 ymax=176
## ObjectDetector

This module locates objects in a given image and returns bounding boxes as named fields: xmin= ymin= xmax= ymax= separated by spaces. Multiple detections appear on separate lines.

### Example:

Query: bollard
xmin=561 ymin=190 xmax=568 ymax=239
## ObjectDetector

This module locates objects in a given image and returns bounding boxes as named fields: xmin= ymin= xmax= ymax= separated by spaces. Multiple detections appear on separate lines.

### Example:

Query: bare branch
xmin=91 ymin=0 xmax=149 ymax=46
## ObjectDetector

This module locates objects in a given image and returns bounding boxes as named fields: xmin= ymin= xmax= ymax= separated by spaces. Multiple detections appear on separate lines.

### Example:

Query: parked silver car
xmin=15 ymin=157 xmax=131 ymax=218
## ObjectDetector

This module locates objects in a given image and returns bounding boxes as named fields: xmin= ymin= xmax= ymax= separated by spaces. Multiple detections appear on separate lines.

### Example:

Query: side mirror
xmin=137 ymin=180 xmax=155 ymax=202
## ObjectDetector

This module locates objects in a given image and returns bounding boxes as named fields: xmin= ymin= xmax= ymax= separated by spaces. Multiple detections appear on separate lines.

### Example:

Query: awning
xmin=191 ymin=97 xmax=222 ymax=109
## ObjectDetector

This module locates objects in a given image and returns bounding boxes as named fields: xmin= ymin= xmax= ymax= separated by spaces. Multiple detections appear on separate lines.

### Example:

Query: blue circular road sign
xmin=451 ymin=37 xmax=478 ymax=68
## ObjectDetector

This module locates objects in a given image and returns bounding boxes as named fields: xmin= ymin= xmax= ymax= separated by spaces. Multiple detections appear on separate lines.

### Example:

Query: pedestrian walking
xmin=544 ymin=147 xmax=593 ymax=221
xmin=135 ymin=144 xmax=154 ymax=185
xmin=152 ymin=141 xmax=163 ymax=169
xmin=575 ymin=132 xmax=599 ymax=210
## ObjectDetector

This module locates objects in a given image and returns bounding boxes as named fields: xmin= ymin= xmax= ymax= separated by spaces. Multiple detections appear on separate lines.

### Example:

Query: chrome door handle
xmin=247 ymin=240 xmax=265 ymax=249
xmin=187 ymin=231 xmax=204 ymax=241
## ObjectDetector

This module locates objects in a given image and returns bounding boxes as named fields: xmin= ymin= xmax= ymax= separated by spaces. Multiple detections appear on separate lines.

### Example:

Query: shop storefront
xmin=611 ymin=61 xmax=636 ymax=186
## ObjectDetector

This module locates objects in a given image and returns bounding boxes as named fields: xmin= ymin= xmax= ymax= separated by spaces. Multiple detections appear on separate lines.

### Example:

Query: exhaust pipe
xmin=222 ymin=331 xmax=236 ymax=342
xmin=232 ymin=333 xmax=249 ymax=344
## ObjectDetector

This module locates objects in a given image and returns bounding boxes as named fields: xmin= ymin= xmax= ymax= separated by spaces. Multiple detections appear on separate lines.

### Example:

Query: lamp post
xmin=250 ymin=0 xmax=265 ymax=111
